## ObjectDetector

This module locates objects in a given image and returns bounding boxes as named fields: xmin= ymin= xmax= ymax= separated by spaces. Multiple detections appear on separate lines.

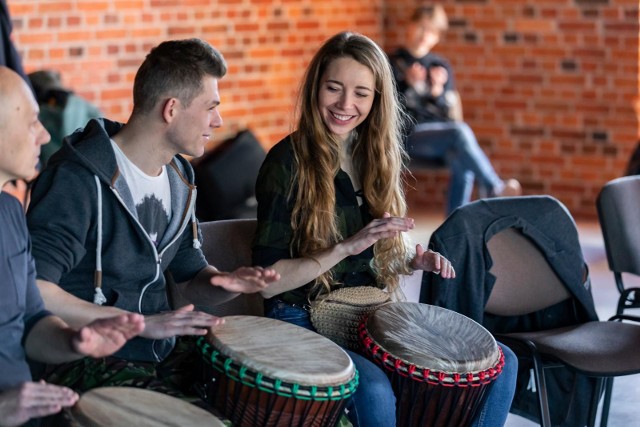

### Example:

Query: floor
xmin=407 ymin=209 xmax=640 ymax=427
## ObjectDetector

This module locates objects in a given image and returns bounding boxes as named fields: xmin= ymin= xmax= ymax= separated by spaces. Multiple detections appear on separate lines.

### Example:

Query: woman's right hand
xmin=339 ymin=212 xmax=414 ymax=257
xmin=140 ymin=304 xmax=223 ymax=339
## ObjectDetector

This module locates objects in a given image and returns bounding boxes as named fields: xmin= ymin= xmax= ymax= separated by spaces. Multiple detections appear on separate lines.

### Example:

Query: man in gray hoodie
xmin=26 ymin=39 xmax=278 ymax=396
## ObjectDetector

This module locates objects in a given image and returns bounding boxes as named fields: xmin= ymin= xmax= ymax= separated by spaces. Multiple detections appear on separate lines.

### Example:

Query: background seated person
xmin=28 ymin=69 xmax=103 ymax=169
xmin=0 ymin=65 xmax=144 ymax=427
xmin=390 ymin=4 xmax=521 ymax=214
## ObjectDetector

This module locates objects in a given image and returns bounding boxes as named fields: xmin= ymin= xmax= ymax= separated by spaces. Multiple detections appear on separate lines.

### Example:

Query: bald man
xmin=0 ymin=66 xmax=145 ymax=427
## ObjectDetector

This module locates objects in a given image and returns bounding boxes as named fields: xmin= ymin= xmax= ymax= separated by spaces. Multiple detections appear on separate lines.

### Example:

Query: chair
xmin=596 ymin=176 xmax=640 ymax=318
xmin=168 ymin=218 xmax=264 ymax=317
xmin=485 ymin=227 xmax=640 ymax=427
xmin=419 ymin=196 xmax=640 ymax=426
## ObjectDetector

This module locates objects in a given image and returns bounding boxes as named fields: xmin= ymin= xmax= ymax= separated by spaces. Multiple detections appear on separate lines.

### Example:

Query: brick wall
xmin=8 ymin=0 xmax=640 ymax=217
xmin=385 ymin=0 xmax=640 ymax=217
xmin=8 ymin=0 xmax=384 ymax=149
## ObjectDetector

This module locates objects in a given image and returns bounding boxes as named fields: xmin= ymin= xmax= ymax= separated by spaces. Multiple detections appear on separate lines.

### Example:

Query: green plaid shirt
xmin=252 ymin=137 xmax=378 ymax=305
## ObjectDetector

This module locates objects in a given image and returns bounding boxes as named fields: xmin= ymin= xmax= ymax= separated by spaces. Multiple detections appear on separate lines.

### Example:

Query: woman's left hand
xmin=410 ymin=244 xmax=455 ymax=279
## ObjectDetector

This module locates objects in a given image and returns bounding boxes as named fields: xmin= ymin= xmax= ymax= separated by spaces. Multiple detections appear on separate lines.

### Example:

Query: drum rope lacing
xmin=196 ymin=337 xmax=359 ymax=401
xmin=358 ymin=321 xmax=505 ymax=387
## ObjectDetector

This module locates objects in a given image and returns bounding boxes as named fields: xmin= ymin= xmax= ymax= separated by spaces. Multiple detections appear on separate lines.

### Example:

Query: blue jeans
xmin=470 ymin=342 xmax=518 ymax=427
xmin=265 ymin=300 xmax=517 ymax=427
xmin=407 ymin=121 xmax=503 ymax=214
xmin=264 ymin=300 xmax=396 ymax=427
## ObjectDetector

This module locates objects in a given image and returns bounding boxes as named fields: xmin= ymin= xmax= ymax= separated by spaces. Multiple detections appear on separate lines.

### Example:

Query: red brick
xmin=67 ymin=16 xmax=82 ymax=26
xmin=77 ymin=2 xmax=110 ymax=11
xmin=37 ymin=2 xmax=75 ymax=13
xmin=17 ymin=33 xmax=56 ymax=44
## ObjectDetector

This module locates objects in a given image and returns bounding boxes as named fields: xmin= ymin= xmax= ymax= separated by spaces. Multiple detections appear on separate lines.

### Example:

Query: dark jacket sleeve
xmin=27 ymin=163 xmax=96 ymax=284
xmin=252 ymin=140 xmax=295 ymax=268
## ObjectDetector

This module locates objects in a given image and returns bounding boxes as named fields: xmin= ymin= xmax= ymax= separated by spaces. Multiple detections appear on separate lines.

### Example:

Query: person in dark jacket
xmin=0 ymin=0 xmax=29 ymax=84
xmin=0 ymin=66 xmax=144 ymax=427
xmin=26 ymin=39 xmax=278 ymax=397
xmin=390 ymin=5 xmax=521 ymax=214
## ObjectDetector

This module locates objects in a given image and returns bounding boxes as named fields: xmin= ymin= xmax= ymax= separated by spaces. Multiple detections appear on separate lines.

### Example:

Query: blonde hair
xmin=411 ymin=4 xmax=449 ymax=33
xmin=290 ymin=32 xmax=413 ymax=297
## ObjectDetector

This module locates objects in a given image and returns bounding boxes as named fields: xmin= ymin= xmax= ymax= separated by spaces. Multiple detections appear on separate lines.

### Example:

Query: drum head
xmin=70 ymin=387 xmax=224 ymax=427
xmin=366 ymin=303 xmax=498 ymax=373
xmin=207 ymin=315 xmax=354 ymax=386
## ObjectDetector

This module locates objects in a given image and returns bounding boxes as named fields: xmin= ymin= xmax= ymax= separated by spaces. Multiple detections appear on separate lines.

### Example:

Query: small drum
xmin=197 ymin=315 xmax=358 ymax=427
xmin=67 ymin=387 xmax=225 ymax=426
xmin=359 ymin=303 xmax=504 ymax=427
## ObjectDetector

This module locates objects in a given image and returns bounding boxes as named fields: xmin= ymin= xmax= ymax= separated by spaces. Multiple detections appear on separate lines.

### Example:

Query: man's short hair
xmin=132 ymin=38 xmax=227 ymax=115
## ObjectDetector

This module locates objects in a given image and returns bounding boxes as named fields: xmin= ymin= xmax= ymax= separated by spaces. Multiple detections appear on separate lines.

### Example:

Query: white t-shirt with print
xmin=111 ymin=140 xmax=172 ymax=247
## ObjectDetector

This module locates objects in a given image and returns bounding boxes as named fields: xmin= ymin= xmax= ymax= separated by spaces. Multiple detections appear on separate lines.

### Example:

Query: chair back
xmin=484 ymin=228 xmax=571 ymax=316
xmin=168 ymin=218 xmax=264 ymax=316
xmin=596 ymin=176 xmax=640 ymax=277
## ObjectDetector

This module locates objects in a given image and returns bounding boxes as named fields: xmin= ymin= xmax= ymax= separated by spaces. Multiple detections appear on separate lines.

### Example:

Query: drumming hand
xmin=0 ymin=381 xmax=78 ymax=427
xmin=141 ymin=304 xmax=223 ymax=339
xmin=340 ymin=212 xmax=414 ymax=256
xmin=410 ymin=244 xmax=456 ymax=279
xmin=210 ymin=266 xmax=280 ymax=293
xmin=72 ymin=313 xmax=145 ymax=358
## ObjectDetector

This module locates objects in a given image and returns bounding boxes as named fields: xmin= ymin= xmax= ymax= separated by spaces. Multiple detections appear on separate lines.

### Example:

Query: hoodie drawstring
xmin=191 ymin=210 xmax=201 ymax=249
xmin=93 ymin=176 xmax=107 ymax=305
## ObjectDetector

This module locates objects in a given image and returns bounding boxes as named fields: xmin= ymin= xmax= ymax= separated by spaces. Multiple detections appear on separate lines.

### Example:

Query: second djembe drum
xmin=359 ymin=302 xmax=504 ymax=427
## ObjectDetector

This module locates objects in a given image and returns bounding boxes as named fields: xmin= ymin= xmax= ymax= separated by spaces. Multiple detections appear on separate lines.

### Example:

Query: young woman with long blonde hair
xmin=253 ymin=31 xmax=515 ymax=426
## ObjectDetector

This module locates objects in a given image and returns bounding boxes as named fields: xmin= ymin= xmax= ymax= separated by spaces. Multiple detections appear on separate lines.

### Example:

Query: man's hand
xmin=210 ymin=267 xmax=280 ymax=293
xmin=140 ymin=304 xmax=223 ymax=339
xmin=410 ymin=244 xmax=456 ymax=279
xmin=72 ymin=313 xmax=144 ymax=358
xmin=0 ymin=381 xmax=78 ymax=427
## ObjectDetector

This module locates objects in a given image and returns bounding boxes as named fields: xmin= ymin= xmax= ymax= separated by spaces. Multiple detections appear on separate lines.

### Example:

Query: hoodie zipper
xmin=109 ymin=185 xmax=196 ymax=361
xmin=110 ymin=187 xmax=196 ymax=310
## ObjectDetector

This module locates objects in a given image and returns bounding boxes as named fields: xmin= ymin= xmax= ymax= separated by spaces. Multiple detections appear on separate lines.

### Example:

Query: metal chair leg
xmin=600 ymin=377 xmax=614 ymax=427
xmin=587 ymin=377 xmax=604 ymax=427
xmin=531 ymin=354 xmax=552 ymax=427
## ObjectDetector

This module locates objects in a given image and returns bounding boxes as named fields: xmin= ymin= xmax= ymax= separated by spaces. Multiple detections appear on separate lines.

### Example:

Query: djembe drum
xmin=197 ymin=315 xmax=358 ymax=427
xmin=359 ymin=303 xmax=504 ymax=427
xmin=67 ymin=387 xmax=225 ymax=426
